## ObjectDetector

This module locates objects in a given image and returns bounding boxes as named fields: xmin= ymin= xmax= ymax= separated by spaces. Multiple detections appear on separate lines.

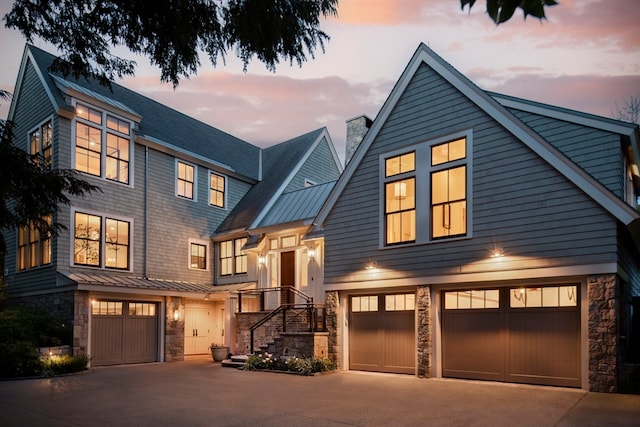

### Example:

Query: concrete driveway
xmin=1 ymin=356 xmax=638 ymax=426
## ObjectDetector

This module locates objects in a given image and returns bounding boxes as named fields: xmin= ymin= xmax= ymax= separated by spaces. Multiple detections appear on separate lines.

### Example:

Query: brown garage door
xmin=350 ymin=293 xmax=415 ymax=374
xmin=91 ymin=301 xmax=159 ymax=366
xmin=442 ymin=286 xmax=580 ymax=387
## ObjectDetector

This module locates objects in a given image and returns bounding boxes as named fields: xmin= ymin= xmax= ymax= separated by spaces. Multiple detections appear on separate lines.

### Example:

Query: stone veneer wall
xmin=236 ymin=312 xmax=284 ymax=354
xmin=165 ymin=296 xmax=184 ymax=362
xmin=588 ymin=274 xmax=619 ymax=392
xmin=325 ymin=291 xmax=340 ymax=367
xmin=416 ymin=286 xmax=431 ymax=378
xmin=6 ymin=290 xmax=89 ymax=356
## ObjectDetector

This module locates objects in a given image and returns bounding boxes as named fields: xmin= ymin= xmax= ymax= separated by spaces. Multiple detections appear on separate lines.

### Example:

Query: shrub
xmin=0 ymin=340 xmax=43 ymax=378
xmin=41 ymin=354 xmax=90 ymax=377
xmin=244 ymin=352 xmax=335 ymax=375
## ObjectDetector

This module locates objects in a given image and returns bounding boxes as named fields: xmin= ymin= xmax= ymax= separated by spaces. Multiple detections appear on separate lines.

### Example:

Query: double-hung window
xmin=381 ymin=131 xmax=471 ymax=246
xmin=219 ymin=237 xmax=247 ymax=275
xmin=17 ymin=216 xmax=52 ymax=271
xmin=384 ymin=152 xmax=416 ymax=245
xmin=29 ymin=119 xmax=53 ymax=168
xmin=190 ymin=242 xmax=208 ymax=270
xmin=177 ymin=160 xmax=195 ymax=199
xmin=209 ymin=172 xmax=225 ymax=208
xmin=73 ymin=211 xmax=130 ymax=270
xmin=75 ymin=103 xmax=131 ymax=184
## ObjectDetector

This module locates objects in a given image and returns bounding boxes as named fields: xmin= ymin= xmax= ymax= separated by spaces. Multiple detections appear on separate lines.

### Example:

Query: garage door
xmin=350 ymin=293 xmax=415 ymax=374
xmin=91 ymin=301 xmax=159 ymax=366
xmin=442 ymin=286 xmax=580 ymax=387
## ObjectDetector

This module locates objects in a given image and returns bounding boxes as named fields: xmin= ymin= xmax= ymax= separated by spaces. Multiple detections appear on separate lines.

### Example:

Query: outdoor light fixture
xmin=490 ymin=249 xmax=504 ymax=258
xmin=308 ymin=248 xmax=316 ymax=259
xmin=204 ymin=293 xmax=210 ymax=301
xmin=365 ymin=261 xmax=378 ymax=270
xmin=173 ymin=309 xmax=180 ymax=321
xmin=258 ymin=256 xmax=266 ymax=265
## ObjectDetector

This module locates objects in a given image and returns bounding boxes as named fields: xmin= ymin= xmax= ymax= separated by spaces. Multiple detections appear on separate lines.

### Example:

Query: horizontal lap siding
xmin=285 ymin=137 xmax=341 ymax=192
xmin=510 ymin=109 xmax=624 ymax=197
xmin=6 ymin=60 xmax=59 ymax=294
xmin=324 ymin=63 xmax=617 ymax=284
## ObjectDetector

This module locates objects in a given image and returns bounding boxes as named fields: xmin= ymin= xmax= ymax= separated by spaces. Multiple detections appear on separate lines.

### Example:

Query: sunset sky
xmin=1 ymin=0 xmax=638 ymax=163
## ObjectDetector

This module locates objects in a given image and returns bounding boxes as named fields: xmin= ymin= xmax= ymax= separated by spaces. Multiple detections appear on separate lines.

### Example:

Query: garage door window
xmin=510 ymin=286 xmax=577 ymax=308
xmin=352 ymin=296 xmax=378 ymax=312
xmin=129 ymin=303 xmax=156 ymax=316
xmin=444 ymin=289 xmax=499 ymax=309
xmin=92 ymin=301 xmax=123 ymax=315
xmin=385 ymin=294 xmax=415 ymax=311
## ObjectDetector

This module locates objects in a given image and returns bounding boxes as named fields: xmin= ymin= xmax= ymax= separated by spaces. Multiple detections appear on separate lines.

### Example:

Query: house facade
xmin=315 ymin=44 xmax=640 ymax=392
xmin=3 ymin=45 xmax=341 ymax=366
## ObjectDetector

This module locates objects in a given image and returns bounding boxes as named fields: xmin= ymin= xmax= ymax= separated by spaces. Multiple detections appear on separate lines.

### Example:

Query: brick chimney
xmin=345 ymin=115 xmax=373 ymax=165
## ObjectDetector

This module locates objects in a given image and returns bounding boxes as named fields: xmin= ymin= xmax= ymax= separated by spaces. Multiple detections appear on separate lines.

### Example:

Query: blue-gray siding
xmin=324 ymin=62 xmax=618 ymax=284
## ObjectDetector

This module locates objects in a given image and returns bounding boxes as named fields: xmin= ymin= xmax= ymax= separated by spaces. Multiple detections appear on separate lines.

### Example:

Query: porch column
xmin=417 ymin=285 xmax=431 ymax=378
xmin=325 ymin=291 xmax=340 ymax=367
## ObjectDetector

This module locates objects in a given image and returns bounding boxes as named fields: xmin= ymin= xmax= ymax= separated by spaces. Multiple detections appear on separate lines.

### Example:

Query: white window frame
xmin=70 ymin=208 xmax=134 ymax=272
xmin=27 ymin=116 xmax=54 ymax=168
xmin=71 ymin=101 xmax=133 ymax=186
xmin=175 ymin=159 xmax=197 ymax=201
xmin=378 ymin=129 xmax=473 ymax=248
xmin=208 ymin=171 xmax=226 ymax=208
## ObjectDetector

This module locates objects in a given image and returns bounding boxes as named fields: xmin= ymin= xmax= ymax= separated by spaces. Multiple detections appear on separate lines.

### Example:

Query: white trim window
xmin=209 ymin=171 xmax=225 ymax=208
xmin=380 ymin=130 xmax=472 ymax=247
xmin=176 ymin=159 xmax=196 ymax=200
xmin=74 ymin=103 xmax=131 ymax=184
xmin=73 ymin=211 xmax=131 ymax=270
xmin=219 ymin=237 xmax=247 ymax=276
xmin=17 ymin=216 xmax=52 ymax=271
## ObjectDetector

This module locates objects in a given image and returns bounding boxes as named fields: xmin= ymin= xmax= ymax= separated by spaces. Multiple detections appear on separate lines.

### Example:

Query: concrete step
xmin=221 ymin=354 xmax=248 ymax=369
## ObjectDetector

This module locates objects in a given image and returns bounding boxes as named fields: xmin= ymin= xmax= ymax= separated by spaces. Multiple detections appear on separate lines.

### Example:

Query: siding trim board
xmin=315 ymin=43 xmax=639 ymax=229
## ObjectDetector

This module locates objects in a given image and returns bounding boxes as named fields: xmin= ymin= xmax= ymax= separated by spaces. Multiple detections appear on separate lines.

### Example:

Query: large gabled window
xmin=380 ymin=131 xmax=472 ymax=247
xmin=74 ymin=103 xmax=131 ymax=184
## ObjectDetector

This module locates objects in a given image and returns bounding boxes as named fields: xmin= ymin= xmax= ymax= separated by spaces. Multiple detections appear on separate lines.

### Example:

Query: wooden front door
xmin=280 ymin=251 xmax=295 ymax=305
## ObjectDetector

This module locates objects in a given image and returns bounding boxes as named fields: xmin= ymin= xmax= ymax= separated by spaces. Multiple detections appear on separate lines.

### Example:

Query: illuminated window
xmin=29 ymin=119 xmax=52 ymax=169
xmin=91 ymin=301 xmax=123 ymax=316
xmin=431 ymin=139 xmax=467 ymax=239
xmin=384 ymin=152 xmax=416 ymax=245
xmin=17 ymin=216 xmax=52 ymax=271
xmin=209 ymin=172 xmax=225 ymax=208
xmin=385 ymin=294 xmax=415 ymax=311
xmin=220 ymin=237 xmax=247 ymax=275
xmin=510 ymin=286 xmax=577 ymax=308
xmin=444 ymin=289 xmax=499 ymax=309
xmin=74 ymin=212 xmax=130 ymax=269
xmin=75 ymin=103 xmax=130 ymax=184
xmin=352 ymin=295 xmax=378 ymax=312
xmin=129 ymin=303 xmax=156 ymax=316
xmin=177 ymin=160 xmax=195 ymax=199
xmin=190 ymin=242 xmax=207 ymax=270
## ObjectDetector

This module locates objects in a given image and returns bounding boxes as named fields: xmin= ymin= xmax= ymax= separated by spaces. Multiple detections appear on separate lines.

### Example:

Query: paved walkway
xmin=1 ymin=356 xmax=639 ymax=426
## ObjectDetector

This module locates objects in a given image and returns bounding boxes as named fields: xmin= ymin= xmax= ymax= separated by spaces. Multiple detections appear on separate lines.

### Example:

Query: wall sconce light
xmin=173 ymin=309 xmax=180 ymax=321
xmin=365 ymin=261 xmax=377 ymax=270
xmin=308 ymin=248 xmax=316 ymax=259
xmin=204 ymin=293 xmax=210 ymax=301
xmin=490 ymin=248 xmax=504 ymax=258
xmin=258 ymin=256 xmax=266 ymax=265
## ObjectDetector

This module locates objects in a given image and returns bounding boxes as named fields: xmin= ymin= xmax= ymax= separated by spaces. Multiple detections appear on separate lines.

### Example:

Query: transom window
xmin=209 ymin=172 xmax=225 ymax=208
xmin=444 ymin=289 xmax=499 ymax=309
xmin=220 ymin=237 xmax=247 ymax=275
xmin=384 ymin=151 xmax=416 ymax=245
xmin=351 ymin=295 xmax=378 ymax=312
xmin=29 ymin=119 xmax=53 ymax=169
xmin=380 ymin=132 xmax=471 ymax=247
xmin=74 ymin=103 xmax=130 ymax=184
xmin=91 ymin=301 xmax=123 ymax=316
xmin=17 ymin=216 xmax=52 ymax=271
xmin=385 ymin=294 xmax=415 ymax=311
xmin=129 ymin=303 xmax=156 ymax=316
xmin=177 ymin=160 xmax=195 ymax=199
xmin=510 ymin=286 xmax=577 ymax=308
xmin=74 ymin=212 xmax=130 ymax=270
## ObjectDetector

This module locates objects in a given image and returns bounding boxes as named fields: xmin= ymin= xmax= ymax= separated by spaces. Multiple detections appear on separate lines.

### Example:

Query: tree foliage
xmin=461 ymin=0 xmax=558 ymax=24
xmin=3 ymin=1 xmax=557 ymax=88
xmin=611 ymin=96 xmax=640 ymax=125
xmin=4 ymin=0 xmax=338 ymax=87
xmin=0 ymin=118 xmax=100 ymax=268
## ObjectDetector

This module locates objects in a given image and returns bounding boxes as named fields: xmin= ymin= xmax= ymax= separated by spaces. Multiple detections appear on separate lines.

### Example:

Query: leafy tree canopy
xmin=3 ymin=1 xmax=557 ymax=88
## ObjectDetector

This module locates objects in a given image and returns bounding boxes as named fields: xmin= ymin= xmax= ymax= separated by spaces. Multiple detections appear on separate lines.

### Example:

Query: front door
xmin=280 ymin=251 xmax=295 ymax=305
xmin=185 ymin=306 xmax=215 ymax=354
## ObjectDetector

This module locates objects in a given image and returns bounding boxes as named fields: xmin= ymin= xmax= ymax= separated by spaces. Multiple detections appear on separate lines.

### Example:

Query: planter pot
xmin=211 ymin=346 xmax=229 ymax=362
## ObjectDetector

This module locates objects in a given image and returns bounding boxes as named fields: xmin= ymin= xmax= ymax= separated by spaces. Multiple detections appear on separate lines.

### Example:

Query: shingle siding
xmin=285 ymin=136 xmax=341 ymax=192
xmin=324 ymin=62 xmax=618 ymax=284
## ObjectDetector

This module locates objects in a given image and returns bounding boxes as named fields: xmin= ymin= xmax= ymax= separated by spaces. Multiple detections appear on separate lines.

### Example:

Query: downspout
xmin=144 ymin=145 xmax=149 ymax=279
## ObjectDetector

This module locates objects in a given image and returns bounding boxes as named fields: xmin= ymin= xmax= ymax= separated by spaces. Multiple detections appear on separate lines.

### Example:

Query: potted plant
xmin=210 ymin=344 xmax=229 ymax=362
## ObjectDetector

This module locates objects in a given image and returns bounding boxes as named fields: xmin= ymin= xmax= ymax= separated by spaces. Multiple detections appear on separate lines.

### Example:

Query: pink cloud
xmin=482 ymin=73 xmax=640 ymax=118
xmin=123 ymin=73 xmax=393 ymax=162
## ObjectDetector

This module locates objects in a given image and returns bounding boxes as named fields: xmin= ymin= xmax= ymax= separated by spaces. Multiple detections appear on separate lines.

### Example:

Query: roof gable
xmin=316 ymin=43 xmax=639 ymax=227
